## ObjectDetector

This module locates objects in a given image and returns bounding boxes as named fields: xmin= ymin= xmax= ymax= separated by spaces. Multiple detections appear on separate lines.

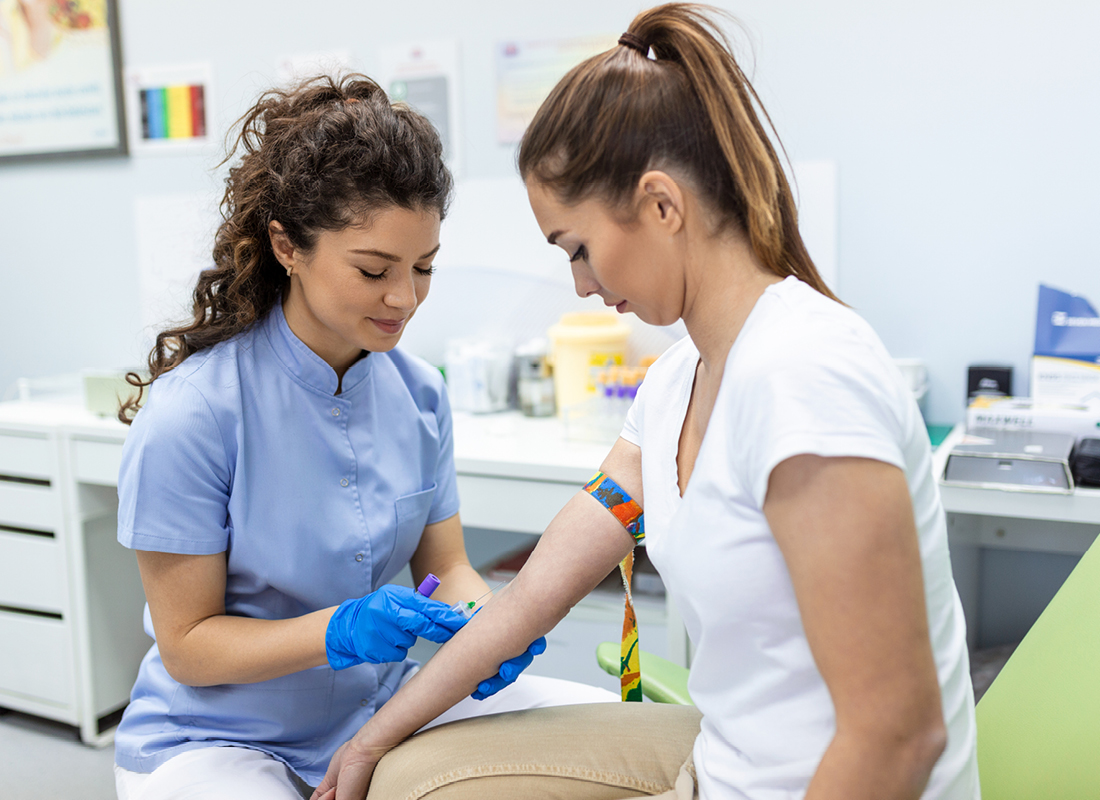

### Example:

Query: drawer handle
xmin=0 ymin=473 xmax=51 ymax=488
xmin=0 ymin=603 xmax=63 ymax=621
xmin=0 ymin=523 xmax=54 ymax=538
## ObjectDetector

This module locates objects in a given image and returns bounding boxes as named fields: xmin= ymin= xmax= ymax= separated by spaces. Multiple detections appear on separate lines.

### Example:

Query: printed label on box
xmin=1032 ymin=285 xmax=1100 ymax=405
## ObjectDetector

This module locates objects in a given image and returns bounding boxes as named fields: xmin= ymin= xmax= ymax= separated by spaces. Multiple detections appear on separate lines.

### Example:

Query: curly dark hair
xmin=120 ymin=73 xmax=453 ymax=423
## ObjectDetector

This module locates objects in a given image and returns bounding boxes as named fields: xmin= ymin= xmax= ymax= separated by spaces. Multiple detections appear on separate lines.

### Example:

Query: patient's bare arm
xmin=310 ymin=438 xmax=642 ymax=800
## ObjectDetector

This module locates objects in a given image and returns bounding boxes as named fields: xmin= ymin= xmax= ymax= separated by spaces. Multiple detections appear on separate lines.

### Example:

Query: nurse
xmin=313 ymin=5 xmax=980 ymax=800
xmin=112 ymin=74 xmax=613 ymax=800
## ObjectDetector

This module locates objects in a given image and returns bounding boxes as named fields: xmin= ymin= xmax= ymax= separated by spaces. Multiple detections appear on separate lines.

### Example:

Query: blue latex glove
xmin=326 ymin=585 xmax=468 ymax=670
xmin=471 ymin=636 xmax=548 ymax=700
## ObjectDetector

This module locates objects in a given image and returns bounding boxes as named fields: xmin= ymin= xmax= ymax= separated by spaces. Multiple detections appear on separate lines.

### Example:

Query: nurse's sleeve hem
xmin=426 ymin=502 xmax=461 ymax=527
xmin=118 ymin=526 xmax=229 ymax=556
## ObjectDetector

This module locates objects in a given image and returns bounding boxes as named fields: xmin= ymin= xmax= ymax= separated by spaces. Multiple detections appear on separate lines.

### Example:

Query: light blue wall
xmin=1 ymin=0 xmax=1098 ymax=423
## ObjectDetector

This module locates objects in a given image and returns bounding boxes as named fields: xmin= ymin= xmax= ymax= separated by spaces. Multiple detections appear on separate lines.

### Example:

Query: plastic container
xmin=444 ymin=338 xmax=513 ymax=413
xmin=83 ymin=370 xmax=141 ymax=417
xmin=515 ymin=338 xmax=555 ymax=417
xmin=893 ymin=357 xmax=928 ymax=419
xmin=547 ymin=311 xmax=631 ymax=415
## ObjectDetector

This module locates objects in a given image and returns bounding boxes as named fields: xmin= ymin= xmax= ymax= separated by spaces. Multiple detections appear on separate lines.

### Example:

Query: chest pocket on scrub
xmin=374 ymin=484 xmax=437 ymax=589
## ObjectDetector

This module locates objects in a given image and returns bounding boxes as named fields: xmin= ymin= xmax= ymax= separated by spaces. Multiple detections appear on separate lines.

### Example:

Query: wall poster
xmin=124 ymin=62 xmax=212 ymax=154
xmin=376 ymin=40 xmax=460 ymax=173
xmin=0 ymin=0 xmax=127 ymax=163
xmin=495 ymin=36 xmax=615 ymax=144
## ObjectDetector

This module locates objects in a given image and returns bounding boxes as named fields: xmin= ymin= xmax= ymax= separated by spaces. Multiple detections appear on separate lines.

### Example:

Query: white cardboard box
xmin=967 ymin=396 xmax=1100 ymax=442
xmin=1030 ymin=355 xmax=1100 ymax=406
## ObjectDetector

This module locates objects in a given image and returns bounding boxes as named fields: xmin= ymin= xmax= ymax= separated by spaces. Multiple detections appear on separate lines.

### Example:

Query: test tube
xmin=416 ymin=573 xmax=441 ymax=597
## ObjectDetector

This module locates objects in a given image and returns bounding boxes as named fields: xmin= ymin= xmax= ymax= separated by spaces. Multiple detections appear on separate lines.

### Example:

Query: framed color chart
xmin=0 ymin=0 xmax=127 ymax=163
xmin=124 ymin=62 xmax=212 ymax=153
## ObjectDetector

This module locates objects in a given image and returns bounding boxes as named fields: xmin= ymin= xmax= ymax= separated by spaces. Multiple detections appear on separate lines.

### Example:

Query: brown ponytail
xmin=119 ymin=73 xmax=453 ymax=423
xmin=518 ymin=3 xmax=838 ymax=302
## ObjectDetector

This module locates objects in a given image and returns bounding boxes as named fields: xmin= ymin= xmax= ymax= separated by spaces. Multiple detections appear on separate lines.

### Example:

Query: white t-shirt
xmin=621 ymin=277 xmax=979 ymax=799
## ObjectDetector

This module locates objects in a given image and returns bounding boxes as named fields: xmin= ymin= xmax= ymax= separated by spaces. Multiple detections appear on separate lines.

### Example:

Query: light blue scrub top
xmin=113 ymin=302 xmax=460 ymax=785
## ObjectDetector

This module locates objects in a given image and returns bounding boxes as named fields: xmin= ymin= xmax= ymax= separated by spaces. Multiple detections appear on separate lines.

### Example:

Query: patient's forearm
xmin=358 ymin=491 xmax=633 ymax=750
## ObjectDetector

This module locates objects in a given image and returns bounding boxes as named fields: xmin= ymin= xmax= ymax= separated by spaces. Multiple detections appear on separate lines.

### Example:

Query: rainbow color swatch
xmin=139 ymin=85 xmax=206 ymax=141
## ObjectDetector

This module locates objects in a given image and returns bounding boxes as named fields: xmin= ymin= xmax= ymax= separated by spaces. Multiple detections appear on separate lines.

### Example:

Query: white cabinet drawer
xmin=0 ymin=611 xmax=74 ymax=708
xmin=72 ymin=438 xmax=123 ymax=486
xmin=0 ymin=482 xmax=60 ymax=532
xmin=0 ymin=531 xmax=64 ymax=613
xmin=456 ymin=474 xmax=578 ymax=534
xmin=0 ymin=433 xmax=52 ymax=481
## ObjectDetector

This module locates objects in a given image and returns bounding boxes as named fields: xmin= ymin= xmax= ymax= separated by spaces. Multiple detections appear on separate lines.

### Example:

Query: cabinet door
xmin=0 ymin=430 xmax=60 ymax=534
xmin=0 ymin=530 xmax=64 ymax=613
xmin=0 ymin=481 xmax=60 ymax=532
xmin=0 ymin=610 xmax=74 ymax=708
xmin=0 ymin=431 xmax=52 ymax=482
xmin=72 ymin=438 xmax=124 ymax=486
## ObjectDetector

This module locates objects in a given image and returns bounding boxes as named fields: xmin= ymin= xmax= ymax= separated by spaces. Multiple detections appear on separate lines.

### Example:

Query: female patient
xmin=314 ymin=5 xmax=979 ymax=800
xmin=112 ymin=74 xmax=612 ymax=800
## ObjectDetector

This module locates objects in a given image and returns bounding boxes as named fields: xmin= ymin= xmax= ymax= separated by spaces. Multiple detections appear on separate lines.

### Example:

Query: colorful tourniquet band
xmin=583 ymin=472 xmax=645 ymax=542
xmin=584 ymin=471 xmax=645 ymax=702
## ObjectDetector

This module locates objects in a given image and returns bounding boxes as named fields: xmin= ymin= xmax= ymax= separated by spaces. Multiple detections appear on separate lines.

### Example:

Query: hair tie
xmin=618 ymin=32 xmax=649 ymax=56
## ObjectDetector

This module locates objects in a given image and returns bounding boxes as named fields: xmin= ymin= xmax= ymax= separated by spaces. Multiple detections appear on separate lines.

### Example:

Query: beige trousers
xmin=368 ymin=703 xmax=703 ymax=800
xmin=115 ymin=676 xmax=618 ymax=799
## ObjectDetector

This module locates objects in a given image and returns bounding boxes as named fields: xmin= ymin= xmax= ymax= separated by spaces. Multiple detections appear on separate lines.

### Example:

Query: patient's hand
xmin=311 ymin=735 xmax=386 ymax=800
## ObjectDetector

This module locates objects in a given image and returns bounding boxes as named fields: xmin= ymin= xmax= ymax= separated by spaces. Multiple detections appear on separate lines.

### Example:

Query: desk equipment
xmin=966 ymin=396 xmax=1100 ymax=442
xmin=893 ymin=358 xmax=928 ymax=415
xmin=515 ymin=338 xmax=555 ymax=417
xmin=1032 ymin=284 xmax=1100 ymax=406
xmin=444 ymin=338 xmax=512 ymax=413
xmin=1072 ymin=439 xmax=1100 ymax=487
xmin=967 ymin=364 xmax=1012 ymax=403
xmin=547 ymin=311 xmax=630 ymax=415
xmin=81 ymin=371 xmax=138 ymax=418
xmin=943 ymin=429 xmax=1076 ymax=494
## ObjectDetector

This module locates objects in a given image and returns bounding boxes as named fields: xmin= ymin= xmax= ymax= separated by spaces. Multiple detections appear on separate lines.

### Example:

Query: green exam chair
xmin=975 ymin=534 xmax=1100 ymax=799
xmin=596 ymin=641 xmax=693 ymax=705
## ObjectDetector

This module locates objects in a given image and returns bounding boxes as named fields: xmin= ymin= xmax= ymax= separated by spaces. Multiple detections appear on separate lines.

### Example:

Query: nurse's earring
xmin=286 ymin=266 xmax=293 ymax=277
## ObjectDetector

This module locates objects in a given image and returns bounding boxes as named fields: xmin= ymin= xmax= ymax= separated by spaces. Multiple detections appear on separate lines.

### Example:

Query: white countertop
xmin=0 ymin=399 xmax=128 ymax=439
xmin=4 ymin=401 xmax=1097 ymax=525
xmin=0 ymin=401 xmax=612 ymax=483
xmin=451 ymin=411 xmax=611 ymax=482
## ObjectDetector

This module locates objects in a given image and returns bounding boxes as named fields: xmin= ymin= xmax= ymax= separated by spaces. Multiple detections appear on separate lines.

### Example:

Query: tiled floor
xmin=970 ymin=641 xmax=1019 ymax=703
xmin=0 ymin=708 xmax=117 ymax=800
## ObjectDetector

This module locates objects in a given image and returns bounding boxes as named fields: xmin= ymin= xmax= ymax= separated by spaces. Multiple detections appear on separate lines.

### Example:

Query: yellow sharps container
xmin=547 ymin=311 xmax=631 ymax=416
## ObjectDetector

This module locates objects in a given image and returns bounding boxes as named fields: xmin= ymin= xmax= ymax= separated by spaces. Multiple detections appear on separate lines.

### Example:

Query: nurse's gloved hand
xmin=325 ymin=585 xmax=469 ymax=670
xmin=471 ymin=636 xmax=547 ymax=700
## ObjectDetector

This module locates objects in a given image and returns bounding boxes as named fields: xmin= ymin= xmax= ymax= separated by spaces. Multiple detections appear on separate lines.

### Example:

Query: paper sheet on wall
xmin=495 ymin=36 xmax=616 ymax=144
xmin=435 ymin=161 xmax=836 ymax=287
xmin=791 ymin=159 xmax=838 ymax=293
xmin=376 ymin=40 xmax=460 ymax=173
xmin=134 ymin=193 xmax=220 ymax=351
xmin=277 ymin=50 xmax=352 ymax=85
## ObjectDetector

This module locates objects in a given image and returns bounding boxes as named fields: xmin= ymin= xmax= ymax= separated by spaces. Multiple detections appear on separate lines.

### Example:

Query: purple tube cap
xmin=416 ymin=573 xmax=441 ymax=597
